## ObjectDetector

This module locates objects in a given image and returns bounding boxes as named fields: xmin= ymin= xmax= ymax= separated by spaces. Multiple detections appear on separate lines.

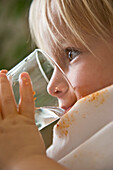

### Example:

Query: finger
xmin=0 ymin=69 xmax=8 ymax=74
xmin=0 ymin=80 xmax=2 ymax=120
xmin=19 ymin=72 xmax=35 ymax=119
xmin=0 ymin=103 xmax=3 ymax=120
xmin=0 ymin=73 xmax=17 ymax=118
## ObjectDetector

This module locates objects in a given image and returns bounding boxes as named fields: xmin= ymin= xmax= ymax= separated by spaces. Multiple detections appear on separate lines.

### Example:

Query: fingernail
xmin=0 ymin=69 xmax=8 ymax=74
xmin=19 ymin=72 xmax=30 ymax=86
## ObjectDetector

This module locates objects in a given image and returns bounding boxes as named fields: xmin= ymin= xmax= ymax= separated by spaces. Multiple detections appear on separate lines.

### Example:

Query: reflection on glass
xmin=7 ymin=49 xmax=73 ymax=130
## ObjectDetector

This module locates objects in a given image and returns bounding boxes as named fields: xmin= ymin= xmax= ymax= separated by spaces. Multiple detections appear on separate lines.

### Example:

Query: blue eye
xmin=66 ymin=48 xmax=81 ymax=62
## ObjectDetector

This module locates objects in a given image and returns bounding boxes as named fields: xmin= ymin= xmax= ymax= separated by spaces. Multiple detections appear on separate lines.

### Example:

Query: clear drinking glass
xmin=7 ymin=49 xmax=73 ymax=130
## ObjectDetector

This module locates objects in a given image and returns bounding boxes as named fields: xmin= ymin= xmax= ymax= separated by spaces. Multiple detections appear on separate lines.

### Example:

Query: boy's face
xmin=39 ymin=5 xmax=113 ymax=112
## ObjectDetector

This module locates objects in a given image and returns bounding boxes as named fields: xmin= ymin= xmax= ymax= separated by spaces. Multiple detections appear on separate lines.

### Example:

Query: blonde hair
xmin=29 ymin=0 xmax=113 ymax=51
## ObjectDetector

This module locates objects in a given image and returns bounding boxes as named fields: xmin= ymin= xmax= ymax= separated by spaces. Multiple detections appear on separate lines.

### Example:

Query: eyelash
xmin=65 ymin=48 xmax=81 ymax=62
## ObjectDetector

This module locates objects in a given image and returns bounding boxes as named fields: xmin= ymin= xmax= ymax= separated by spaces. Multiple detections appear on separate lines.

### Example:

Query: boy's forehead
xmin=39 ymin=0 xmax=88 ymax=52
xmin=39 ymin=7 xmax=65 ymax=46
xmin=50 ymin=0 xmax=59 ymax=19
xmin=40 ymin=2 xmax=72 ymax=44
xmin=48 ymin=1 xmax=66 ymax=32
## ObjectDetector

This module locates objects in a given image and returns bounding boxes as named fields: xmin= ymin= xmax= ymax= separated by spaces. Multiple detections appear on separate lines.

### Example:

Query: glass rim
xmin=6 ymin=48 xmax=74 ymax=91
xmin=35 ymin=49 xmax=74 ymax=90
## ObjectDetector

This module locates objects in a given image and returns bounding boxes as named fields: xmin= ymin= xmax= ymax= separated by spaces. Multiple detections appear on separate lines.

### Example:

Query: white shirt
xmin=47 ymin=85 xmax=113 ymax=170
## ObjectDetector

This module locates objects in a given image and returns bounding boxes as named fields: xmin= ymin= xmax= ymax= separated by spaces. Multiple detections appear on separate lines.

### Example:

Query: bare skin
xmin=39 ymin=4 xmax=113 ymax=112
xmin=0 ymin=0 xmax=113 ymax=169
xmin=0 ymin=72 xmax=66 ymax=170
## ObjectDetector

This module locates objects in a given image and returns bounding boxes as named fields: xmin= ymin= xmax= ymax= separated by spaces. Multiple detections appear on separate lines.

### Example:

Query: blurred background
xmin=0 ymin=0 xmax=35 ymax=70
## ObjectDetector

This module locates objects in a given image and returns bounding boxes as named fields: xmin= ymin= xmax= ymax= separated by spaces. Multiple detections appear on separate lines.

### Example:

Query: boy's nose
xmin=47 ymin=67 xmax=69 ymax=98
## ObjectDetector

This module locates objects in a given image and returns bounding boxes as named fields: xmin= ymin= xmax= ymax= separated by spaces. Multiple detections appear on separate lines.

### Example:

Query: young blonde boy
xmin=0 ymin=0 xmax=113 ymax=169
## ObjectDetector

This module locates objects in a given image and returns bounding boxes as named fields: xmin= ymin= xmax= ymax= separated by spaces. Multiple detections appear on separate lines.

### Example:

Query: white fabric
xmin=46 ymin=85 xmax=113 ymax=169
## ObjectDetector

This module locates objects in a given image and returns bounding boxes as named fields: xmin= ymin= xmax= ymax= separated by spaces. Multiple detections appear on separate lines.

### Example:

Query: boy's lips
xmin=60 ymin=99 xmax=77 ymax=114
xmin=61 ymin=106 xmax=73 ymax=113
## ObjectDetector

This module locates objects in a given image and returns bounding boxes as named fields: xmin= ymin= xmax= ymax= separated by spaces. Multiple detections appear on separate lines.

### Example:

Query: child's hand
xmin=0 ymin=72 xmax=45 ymax=169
